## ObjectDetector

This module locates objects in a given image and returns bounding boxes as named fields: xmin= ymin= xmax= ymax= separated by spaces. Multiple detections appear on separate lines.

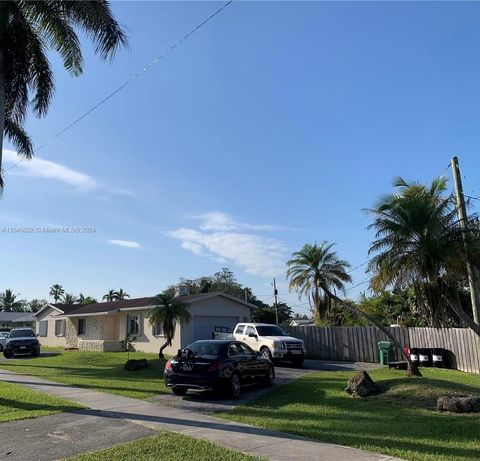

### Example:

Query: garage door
xmin=193 ymin=315 xmax=239 ymax=341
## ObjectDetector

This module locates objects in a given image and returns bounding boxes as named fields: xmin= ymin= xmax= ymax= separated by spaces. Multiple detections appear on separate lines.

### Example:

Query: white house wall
xmin=35 ymin=307 xmax=66 ymax=347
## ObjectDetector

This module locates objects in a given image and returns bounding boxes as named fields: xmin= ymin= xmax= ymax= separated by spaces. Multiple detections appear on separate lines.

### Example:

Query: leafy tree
xmin=0 ymin=288 xmax=24 ymax=311
xmin=103 ymin=289 xmax=116 ymax=302
xmin=49 ymin=284 xmax=64 ymax=303
xmin=0 ymin=1 xmax=127 ymax=191
xmin=78 ymin=293 xmax=97 ymax=305
xmin=287 ymin=242 xmax=352 ymax=321
xmin=366 ymin=177 xmax=479 ymax=331
xmin=114 ymin=289 xmax=129 ymax=300
xmin=61 ymin=293 xmax=78 ymax=304
xmin=148 ymin=292 xmax=191 ymax=359
xmin=251 ymin=302 xmax=293 ymax=324
xmin=27 ymin=298 xmax=48 ymax=313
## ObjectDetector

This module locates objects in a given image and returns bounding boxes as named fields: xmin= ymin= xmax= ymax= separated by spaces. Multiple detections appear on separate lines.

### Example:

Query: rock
xmin=345 ymin=371 xmax=379 ymax=397
xmin=125 ymin=358 xmax=148 ymax=371
xmin=437 ymin=395 xmax=480 ymax=413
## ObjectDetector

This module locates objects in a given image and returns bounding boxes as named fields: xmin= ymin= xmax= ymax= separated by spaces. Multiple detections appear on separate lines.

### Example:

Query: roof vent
xmin=175 ymin=283 xmax=189 ymax=297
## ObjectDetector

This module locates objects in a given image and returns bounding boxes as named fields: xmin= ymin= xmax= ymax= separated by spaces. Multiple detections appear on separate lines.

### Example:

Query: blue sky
xmin=2 ymin=1 xmax=480 ymax=314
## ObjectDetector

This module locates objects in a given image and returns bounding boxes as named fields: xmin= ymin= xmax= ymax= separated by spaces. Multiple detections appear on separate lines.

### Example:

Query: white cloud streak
xmin=3 ymin=149 xmax=96 ymax=189
xmin=168 ymin=212 xmax=288 ymax=277
xmin=108 ymin=240 xmax=143 ymax=249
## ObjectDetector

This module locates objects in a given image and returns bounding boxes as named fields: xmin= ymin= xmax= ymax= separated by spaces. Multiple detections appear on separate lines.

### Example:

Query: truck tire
xmin=260 ymin=347 xmax=272 ymax=361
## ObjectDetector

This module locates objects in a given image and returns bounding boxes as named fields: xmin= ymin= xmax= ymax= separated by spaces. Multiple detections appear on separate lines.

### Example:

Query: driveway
xmin=149 ymin=359 xmax=382 ymax=413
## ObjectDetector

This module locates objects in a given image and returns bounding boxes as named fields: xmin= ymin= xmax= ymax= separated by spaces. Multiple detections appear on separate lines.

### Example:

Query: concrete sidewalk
xmin=0 ymin=368 xmax=402 ymax=461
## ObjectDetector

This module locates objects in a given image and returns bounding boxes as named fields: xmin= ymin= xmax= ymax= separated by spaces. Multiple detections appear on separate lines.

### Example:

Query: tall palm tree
xmin=0 ymin=1 xmax=126 ymax=191
xmin=61 ymin=293 xmax=78 ymax=304
xmin=0 ymin=288 xmax=24 ymax=311
xmin=49 ymin=284 xmax=65 ymax=303
xmin=114 ymin=289 xmax=129 ymax=300
xmin=287 ymin=242 xmax=352 ymax=321
xmin=366 ymin=177 xmax=474 ymax=328
xmin=103 ymin=289 xmax=116 ymax=302
xmin=78 ymin=293 xmax=97 ymax=305
xmin=148 ymin=293 xmax=191 ymax=359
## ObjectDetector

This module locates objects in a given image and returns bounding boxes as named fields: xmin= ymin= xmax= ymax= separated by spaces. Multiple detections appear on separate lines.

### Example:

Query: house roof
xmin=47 ymin=292 xmax=256 ymax=318
xmin=0 ymin=312 xmax=36 ymax=323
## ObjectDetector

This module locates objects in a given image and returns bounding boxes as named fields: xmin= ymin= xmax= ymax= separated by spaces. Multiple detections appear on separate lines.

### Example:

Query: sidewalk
xmin=0 ymin=368 xmax=402 ymax=461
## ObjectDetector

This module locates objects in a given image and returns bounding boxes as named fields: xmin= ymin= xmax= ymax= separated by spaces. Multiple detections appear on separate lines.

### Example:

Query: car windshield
xmin=9 ymin=329 xmax=35 ymax=338
xmin=185 ymin=341 xmax=225 ymax=358
xmin=256 ymin=325 xmax=288 ymax=336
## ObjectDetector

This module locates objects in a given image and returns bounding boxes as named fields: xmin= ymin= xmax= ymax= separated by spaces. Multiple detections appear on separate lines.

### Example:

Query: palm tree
xmin=0 ymin=1 xmax=127 ymax=191
xmin=287 ymin=242 xmax=352 ymax=321
xmin=114 ymin=289 xmax=129 ymax=300
xmin=366 ymin=177 xmax=475 ymax=328
xmin=78 ymin=293 xmax=97 ymax=305
xmin=103 ymin=289 xmax=116 ymax=302
xmin=0 ymin=289 xmax=24 ymax=311
xmin=49 ymin=284 xmax=65 ymax=303
xmin=61 ymin=293 xmax=78 ymax=304
xmin=148 ymin=293 xmax=191 ymax=359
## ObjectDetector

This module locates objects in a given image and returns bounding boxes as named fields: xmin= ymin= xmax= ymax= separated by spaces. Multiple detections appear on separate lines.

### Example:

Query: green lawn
xmin=0 ymin=380 xmax=82 ymax=423
xmin=218 ymin=368 xmax=480 ymax=461
xmin=65 ymin=432 xmax=264 ymax=461
xmin=0 ymin=349 xmax=168 ymax=399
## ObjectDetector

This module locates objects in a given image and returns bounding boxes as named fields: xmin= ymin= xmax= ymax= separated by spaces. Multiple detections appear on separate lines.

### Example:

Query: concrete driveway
xmin=149 ymin=359 xmax=381 ymax=413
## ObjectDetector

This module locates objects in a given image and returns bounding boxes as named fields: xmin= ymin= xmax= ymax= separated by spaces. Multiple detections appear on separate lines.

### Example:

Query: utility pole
xmin=273 ymin=278 xmax=279 ymax=325
xmin=451 ymin=156 xmax=480 ymax=325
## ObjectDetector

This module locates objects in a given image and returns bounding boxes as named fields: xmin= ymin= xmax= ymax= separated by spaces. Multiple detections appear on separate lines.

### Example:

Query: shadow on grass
xmin=0 ymin=396 xmax=79 ymax=414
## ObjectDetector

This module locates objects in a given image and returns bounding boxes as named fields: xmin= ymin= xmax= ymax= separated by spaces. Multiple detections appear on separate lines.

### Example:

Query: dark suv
xmin=3 ymin=328 xmax=40 ymax=358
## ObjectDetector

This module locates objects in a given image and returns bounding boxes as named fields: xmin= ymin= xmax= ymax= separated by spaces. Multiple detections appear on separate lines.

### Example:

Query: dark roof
xmin=52 ymin=292 xmax=252 ymax=317
xmin=0 ymin=312 xmax=35 ymax=322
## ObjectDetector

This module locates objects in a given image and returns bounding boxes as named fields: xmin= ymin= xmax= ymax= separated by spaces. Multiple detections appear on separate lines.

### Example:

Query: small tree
xmin=103 ymin=289 xmax=116 ymax=302
xmin=0 ymin=289 xmax=24 ymax=311
xmin=114 ymin=289 xmax=130 ymax=300
xmin=148 ymin=293 xmax=191 ymax=359
xmin=61 ymin=293 xmax=78 ymax=304
xmin=49 ymin=284 xmax=65 ymax=303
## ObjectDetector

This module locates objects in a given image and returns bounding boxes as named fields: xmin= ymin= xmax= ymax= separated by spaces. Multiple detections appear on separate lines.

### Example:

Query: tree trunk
xmin=445 ymin=293 xmax=480 ymax=338
xmin=158 ymin=340 xmax=169 ymax=359
xmin=325 ymin=288 xmax=422 ymax=377
xmin=0 ymin=2 xmax=8 ymax=189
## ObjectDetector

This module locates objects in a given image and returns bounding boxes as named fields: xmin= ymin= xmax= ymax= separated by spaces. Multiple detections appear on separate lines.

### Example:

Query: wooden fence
xmin=284 ymin=326 xmax=480 ymax=374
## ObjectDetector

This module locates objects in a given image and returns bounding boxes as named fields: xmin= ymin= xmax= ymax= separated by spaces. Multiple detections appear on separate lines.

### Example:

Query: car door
xmin=243 ymin=325 xmax=259 ymax=350
xmin=237 ymin=342 xmax=263 ymax=380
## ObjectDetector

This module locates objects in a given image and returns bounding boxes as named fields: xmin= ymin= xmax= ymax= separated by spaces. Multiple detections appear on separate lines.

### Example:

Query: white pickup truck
xmin=232 ymin=323 xmax=306 ymax=366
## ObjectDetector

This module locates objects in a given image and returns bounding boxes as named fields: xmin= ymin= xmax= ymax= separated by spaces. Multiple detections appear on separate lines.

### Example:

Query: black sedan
xmin=164 ymin=340 xmax=275 ymax=398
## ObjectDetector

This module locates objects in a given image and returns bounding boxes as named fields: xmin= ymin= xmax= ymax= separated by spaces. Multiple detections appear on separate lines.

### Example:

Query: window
xmin=39 ymin=321 xmax=48 ymax=337
xmin=245 ymin=326 xmax=256 ymax=336
xmin=237 ymin=342 xmax=255 ymax=356
xmin=55 ymin=319 xmax=65 ymax=336
xmin=234 ymin=325 xmax=245 ymax=335
xmin=153 ymin=322 xmax=163 ymax=336
xmin=228 ymin=343 xmax=242 ymax=357
xmin=78 ymin=319 xmax=86 ymax=336
xmin=127 ymin=315 xmax=140 ymax=336
xmin=255 ymin=325 xmax=287 ymax=336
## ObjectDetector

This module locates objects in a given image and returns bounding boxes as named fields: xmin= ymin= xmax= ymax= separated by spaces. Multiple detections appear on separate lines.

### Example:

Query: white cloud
xmin=168 ymin=213 xmax=288 ymax=277
xmin=108 ymin=239 xmax=143 ymax=249
xmin=3 ymin=149 xmax=96 ymax=189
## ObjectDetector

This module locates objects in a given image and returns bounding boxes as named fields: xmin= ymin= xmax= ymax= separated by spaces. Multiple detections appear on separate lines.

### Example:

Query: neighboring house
xmin=289 ymin=319 xmax=314 ymax=327
xmin=34 ymin=291 xmax=253 ymax=355
xmin=0 ymin=312 xmax=36 ymax=331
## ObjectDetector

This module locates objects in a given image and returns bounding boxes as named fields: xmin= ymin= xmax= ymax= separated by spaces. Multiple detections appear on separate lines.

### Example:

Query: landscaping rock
xmin=437 ymin=395 xmax=480 ymax=413
xmin=345 ymin=371 xmax=379 ymax=397
xmin=125 ymin=359 xmax=148 ymax=371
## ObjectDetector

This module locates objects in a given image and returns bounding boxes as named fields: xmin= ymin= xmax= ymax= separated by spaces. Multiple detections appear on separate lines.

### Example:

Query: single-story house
xmin=34 ymin=290 xmax=253 ymax=355
xmin=0 ymin=312 xmax=36 ymax=331
xmin=289 ymin=319 xmax=314 ymax=327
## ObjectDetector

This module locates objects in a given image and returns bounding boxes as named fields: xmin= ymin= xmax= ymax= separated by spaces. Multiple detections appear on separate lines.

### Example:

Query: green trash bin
xmin=378 ymin=341 xmax=393 ymax=365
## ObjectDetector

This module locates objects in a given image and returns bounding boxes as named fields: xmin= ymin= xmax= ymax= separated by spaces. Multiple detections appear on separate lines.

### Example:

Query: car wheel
xmin=3 ymin=350 xmax=13 ymax=359
xmin=230 ymin=373 xmax=241 ymax=399
xmin=31 ymin=347 xmax=40 ymax=357
xmin=265 ymin=365 xmax=275 ymax=386
xmin=0 ymin=344 xmax=3 ymax=352
xmin=260 ymin=347 xmax=272 ymax=361
xmin=172 ymin=387 xmax=188 ymax=396
xmin=291 ymin=356 xmax=304 ymax=367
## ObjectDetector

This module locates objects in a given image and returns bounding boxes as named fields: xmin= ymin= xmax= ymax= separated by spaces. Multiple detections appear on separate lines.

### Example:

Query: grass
xmin=0 ymin=380 xmax=82 ymax=423
xmin=65 ymin=432 xmax=264 ymax=461
xmin=218 ymin=367 xmax=480 ymax=461
xmin=0 ymin=349 xmax=168 ymax=399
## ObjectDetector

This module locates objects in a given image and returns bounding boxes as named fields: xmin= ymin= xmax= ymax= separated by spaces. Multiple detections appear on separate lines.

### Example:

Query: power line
xmin=7 ymin=0 xmax=234 ymax=172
